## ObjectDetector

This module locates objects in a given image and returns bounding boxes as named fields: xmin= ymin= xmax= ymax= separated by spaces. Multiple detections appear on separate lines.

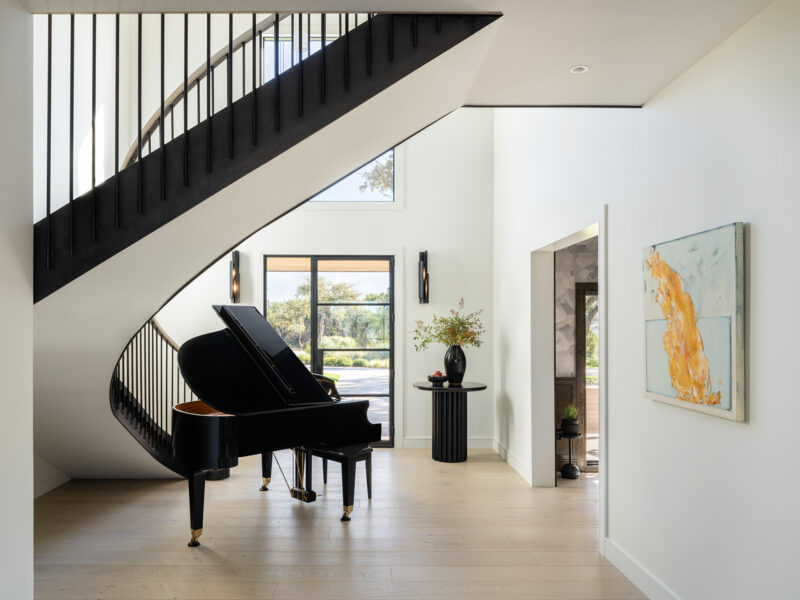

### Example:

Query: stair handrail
xmin=121 ymin=13 xmax=286 ymax=169
xmin=150 ymin=316 xmax=180 ymax=352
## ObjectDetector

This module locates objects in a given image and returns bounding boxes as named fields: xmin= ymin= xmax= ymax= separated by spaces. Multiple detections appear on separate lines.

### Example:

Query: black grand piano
xmin=173 ymin=304 xmax=381 ymax=547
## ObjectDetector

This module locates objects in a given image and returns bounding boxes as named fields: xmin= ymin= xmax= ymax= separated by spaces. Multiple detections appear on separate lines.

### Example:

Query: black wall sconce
xmin=229 ymin=250 xmax=240 ymax=303
xmin=418 ymin=251 xmax=429 ymax=304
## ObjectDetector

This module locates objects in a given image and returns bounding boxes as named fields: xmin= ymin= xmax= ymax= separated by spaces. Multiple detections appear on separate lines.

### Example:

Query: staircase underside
xmin=33 ymin=15 xmax=499 ymax=477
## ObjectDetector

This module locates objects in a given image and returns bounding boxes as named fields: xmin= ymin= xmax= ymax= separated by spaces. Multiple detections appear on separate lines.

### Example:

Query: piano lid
xmin=177 ymin=305 xmax=333 ymax=415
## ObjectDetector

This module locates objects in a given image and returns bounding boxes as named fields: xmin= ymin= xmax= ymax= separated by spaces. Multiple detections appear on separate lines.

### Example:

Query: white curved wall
xmin=156 ymin=108 xmax=495 ymax=449
xmin=33 ymin=25 xmax=497 ymax=478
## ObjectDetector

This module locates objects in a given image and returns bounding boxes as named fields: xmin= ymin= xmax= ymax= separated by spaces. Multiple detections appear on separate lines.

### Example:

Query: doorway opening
xmin=263 ymin=255 xmax=395 ymax=447
xmin=554 ymin=237 xmax=599 ymax=476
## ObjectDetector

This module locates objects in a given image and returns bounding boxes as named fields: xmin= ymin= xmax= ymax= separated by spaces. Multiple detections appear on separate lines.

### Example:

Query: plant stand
xmin=556 ymin=430 xmax=583 ymax=480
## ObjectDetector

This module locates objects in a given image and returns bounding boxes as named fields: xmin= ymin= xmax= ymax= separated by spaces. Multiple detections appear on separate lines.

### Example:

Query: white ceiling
xmin=25 ymin=0 xmax=773 ymax=107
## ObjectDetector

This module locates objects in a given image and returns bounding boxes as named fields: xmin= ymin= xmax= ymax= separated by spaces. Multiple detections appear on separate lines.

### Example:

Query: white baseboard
xmin=34 ymin=470 xmax=70 ymax=498
xmin=402 ymin=436 xmax=495 ymax=449
xmin=493 ymin=440 xmax=533 ymax=485
xmin=604 ymin=538 xmax=680 ymax=600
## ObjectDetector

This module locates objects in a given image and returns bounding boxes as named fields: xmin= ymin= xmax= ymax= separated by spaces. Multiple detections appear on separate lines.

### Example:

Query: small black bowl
xmin=427 ymin=374 xmax=448 ymax=386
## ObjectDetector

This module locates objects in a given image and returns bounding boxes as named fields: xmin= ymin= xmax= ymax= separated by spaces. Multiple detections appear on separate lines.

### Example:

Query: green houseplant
xmin=561 ymin=404 xmax=580 ymax=435
xmin=413 ymin=298 xmax=485 ymax=384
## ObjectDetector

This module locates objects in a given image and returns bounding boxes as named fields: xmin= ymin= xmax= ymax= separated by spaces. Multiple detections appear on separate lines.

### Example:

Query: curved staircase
xmin=32 ymin=10 xmax=500 ymax=478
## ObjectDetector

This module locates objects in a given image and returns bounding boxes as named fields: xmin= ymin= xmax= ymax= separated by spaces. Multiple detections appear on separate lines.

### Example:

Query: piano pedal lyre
xmin=188 ymin=528 xmax=202 ymax=547
xmin=341 ymin=505 xmax=354 ymax=522
xmin=290 ymin=487 xmax=317 ymax=502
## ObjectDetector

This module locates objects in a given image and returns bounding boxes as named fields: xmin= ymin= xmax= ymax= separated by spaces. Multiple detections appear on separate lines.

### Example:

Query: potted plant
xmin=561 ymin=405 xmax=580 ymax=435
xmin=412 ymin=298 xmax=485 ymax=384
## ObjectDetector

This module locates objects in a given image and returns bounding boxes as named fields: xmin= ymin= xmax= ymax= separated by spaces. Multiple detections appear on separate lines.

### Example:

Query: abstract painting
xmin=643 ymin=223 xmax=744 ymax=420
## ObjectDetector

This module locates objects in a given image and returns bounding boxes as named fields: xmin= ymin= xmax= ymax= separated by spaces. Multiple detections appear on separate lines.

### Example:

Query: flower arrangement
xmin=413 ymin=298 xmax=485 ymax=351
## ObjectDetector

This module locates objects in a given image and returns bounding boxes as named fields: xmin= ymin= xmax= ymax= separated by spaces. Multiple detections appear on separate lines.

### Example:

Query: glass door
xmin=264 ymin=255 xmax=394 ymax=447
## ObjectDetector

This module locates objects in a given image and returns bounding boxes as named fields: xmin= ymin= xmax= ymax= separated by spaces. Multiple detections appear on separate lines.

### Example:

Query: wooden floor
xmin=34 ymin=449 xmax=644 ymax=600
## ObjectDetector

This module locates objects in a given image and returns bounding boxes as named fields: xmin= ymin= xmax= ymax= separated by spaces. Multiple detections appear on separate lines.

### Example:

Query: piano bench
xmin=313 ymin=447 xmax=372 ymax=500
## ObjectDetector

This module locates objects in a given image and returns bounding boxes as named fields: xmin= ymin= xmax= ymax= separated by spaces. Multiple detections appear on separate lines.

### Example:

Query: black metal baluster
xmin=339 ymin=13 xmax=342 ymax=37
xmin=413 ymin=15 xmax=418 ymax=47
xmin=321 ymin=13 xmax=326 ymax=103
xmin=290 ymin=14 xmax=294 ymax=66
xmin=160 ymin=13 xmax=166 ymax=202
xmin=367 ymin=13 xmax=373 ymax=75
xmin=252 ymin=13 xmax=257 ymax=145
xmin=344 ymin=14 xmax=350 ymax=90
xmin=161 ymin=338 xmax=166 ymax=436
xmin=45 ymin=14 xmax=51 ymax=271
xmin=114 ymin=14 xmax=120 ymax=228
xmin=228 ymin=13 xmax=233 ymax=158
xmin=91 ymin=14 xmax=96 ymax=241
xmin=389 ymin=14 xmax=394 ymax=61
xmin=206 ymin=13 xmax=212 ymax=172
xmin=183 ymin=14 xmax=189 ymax=186
xmin=150 ymin=325 xmax=154 ymax=439
xmin=258 ymin=28 xmax=263 ymax=86
xmin=196 ymin=80 xmax=200 ymax=124
xmin=274 ymin=14 xmax=280 ymax=131
xmin=241 ymin=40 xmax=246 ymax=97
xmin=137 ymin=14 xmax=143 ymax=214
xmin=298 ymin=13 xmax=303 ymax=117
xmin=69 ymin=15 xmax=74 ymax=255
xmin=170 ymin=105 xmax=174 ymax=139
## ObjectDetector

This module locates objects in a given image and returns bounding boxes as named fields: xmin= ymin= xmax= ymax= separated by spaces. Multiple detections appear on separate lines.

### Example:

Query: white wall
xmin=157 ymin=108 xmax=495 ymax=448
xmin=0 ymin=0 xmax=33 ymax=596
xmin=493 ymin=0 xmax=800 ymax=597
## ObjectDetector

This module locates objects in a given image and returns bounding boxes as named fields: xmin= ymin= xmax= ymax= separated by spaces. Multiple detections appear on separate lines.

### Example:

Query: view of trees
xmin=359 ymin=153 xmax=393 ymax=198
xmin=267 ymin=278 xmax=390 ymax=368
xmin=586 ymin=296 xmax=599 ymax=369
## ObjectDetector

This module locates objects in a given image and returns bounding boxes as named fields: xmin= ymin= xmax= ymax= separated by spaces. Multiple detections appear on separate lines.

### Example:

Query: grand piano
xmin=173 ymin=304 xmax=381 ymax=547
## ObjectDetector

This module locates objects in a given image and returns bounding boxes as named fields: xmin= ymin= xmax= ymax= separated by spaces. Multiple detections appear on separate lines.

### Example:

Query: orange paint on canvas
xmin=646 ymin=248 xmax=721 ymax=406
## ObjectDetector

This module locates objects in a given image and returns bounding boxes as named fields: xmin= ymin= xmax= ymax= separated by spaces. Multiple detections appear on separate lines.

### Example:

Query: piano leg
xmin=322 ymin=457 xmax=328 ymax=484
xmin=260 ymin=452 xmax=272 ymax=491
xmin=188 ymin=471 xmax=206 ymax=547
xmin=366 ymin=452 xmax=372 ymax=500
xmin=340 ymin=457 xmax=356 ymax=521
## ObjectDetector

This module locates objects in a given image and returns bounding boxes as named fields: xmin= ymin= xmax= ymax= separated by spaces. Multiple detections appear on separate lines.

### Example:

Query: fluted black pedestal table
xmin=413 ymin=381 xmax=487 ymax=462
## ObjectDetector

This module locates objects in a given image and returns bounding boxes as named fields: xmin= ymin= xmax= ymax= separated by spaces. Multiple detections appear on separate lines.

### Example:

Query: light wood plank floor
xmin=35 ymin=449 xmax=644 ymax=600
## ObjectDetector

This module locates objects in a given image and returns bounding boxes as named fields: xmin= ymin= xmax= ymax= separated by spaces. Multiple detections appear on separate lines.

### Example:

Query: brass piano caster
xmin=341 ymin=505 xmax=354 ymax=522
xmin=259 ymin=477 xmax=271 ymax=492
xmin=188 ymin=528 xmax=202 ymax=547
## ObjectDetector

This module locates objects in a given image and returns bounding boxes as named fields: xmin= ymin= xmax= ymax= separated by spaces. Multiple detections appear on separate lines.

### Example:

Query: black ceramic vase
xmin=444 ymin=345 xmax=466 ymax=384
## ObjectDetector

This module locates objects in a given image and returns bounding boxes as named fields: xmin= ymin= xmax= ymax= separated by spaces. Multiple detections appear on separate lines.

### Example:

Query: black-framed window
xmin=264 ymin=255 xmax=395 ymax=446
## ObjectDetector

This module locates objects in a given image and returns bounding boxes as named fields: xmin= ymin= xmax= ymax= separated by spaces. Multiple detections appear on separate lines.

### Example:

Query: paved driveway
xmin=324 ymin=367 xmax=390 ymax=442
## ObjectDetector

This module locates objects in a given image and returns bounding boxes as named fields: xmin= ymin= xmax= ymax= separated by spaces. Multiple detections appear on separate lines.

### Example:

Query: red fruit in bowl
xmin=433 ymin=370 xmax=442 ymax=376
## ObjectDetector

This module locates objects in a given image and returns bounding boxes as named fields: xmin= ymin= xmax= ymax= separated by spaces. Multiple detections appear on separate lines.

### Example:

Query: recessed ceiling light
xmin=570 ymin=65 xmax=589 ymax=74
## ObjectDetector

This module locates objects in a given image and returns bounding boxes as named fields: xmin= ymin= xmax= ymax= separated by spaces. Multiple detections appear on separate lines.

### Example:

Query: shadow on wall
xmin=495 ymin=330 xmax=512 ymax=453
